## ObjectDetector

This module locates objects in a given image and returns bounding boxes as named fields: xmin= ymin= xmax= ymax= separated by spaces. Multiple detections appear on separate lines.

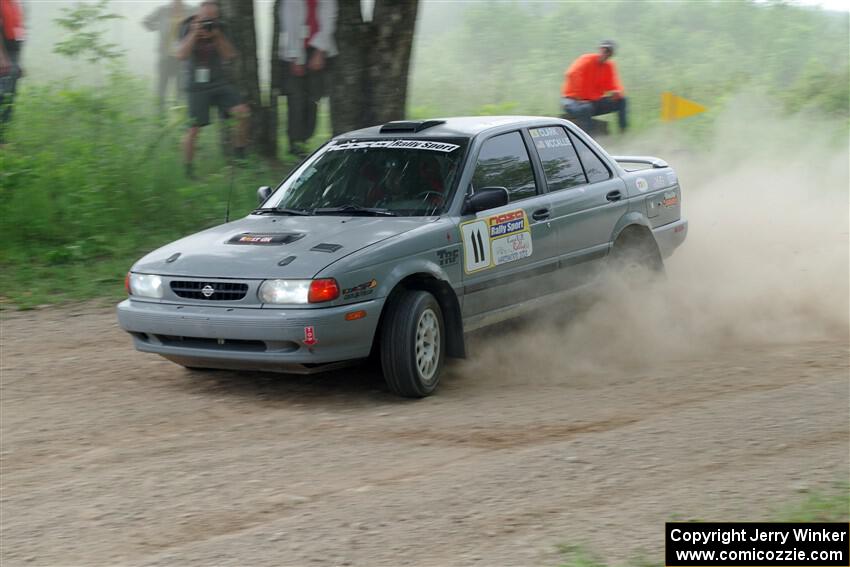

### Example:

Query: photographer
xmin=177 ymin=0 xmax=249 ymax=178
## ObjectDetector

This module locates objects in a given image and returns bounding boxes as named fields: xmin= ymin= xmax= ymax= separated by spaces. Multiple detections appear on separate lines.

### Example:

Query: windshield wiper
xmin=252 ymin=207 xmax=312 ymax=216
xmin=312 ymin=205 xmax=398 ymax=217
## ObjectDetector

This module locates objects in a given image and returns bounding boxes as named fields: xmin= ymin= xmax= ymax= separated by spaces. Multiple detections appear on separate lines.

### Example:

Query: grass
xmin=0 ymin=73 xmax=335 ymax=309
xmin=554 ymin=483 xmax=850 ymax=567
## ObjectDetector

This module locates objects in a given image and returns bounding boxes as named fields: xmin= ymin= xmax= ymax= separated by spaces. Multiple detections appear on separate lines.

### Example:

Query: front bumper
xmin=653 ymin=218 xmax=688 ymax=258
xmin=116 ymin=298 xmax=384 ymax=373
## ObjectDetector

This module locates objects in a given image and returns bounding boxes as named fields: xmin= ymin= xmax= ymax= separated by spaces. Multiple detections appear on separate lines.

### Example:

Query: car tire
xmin=609 ymin=230 xmax=664 ymax=280
xmin=380 ymin=290 xmax=445 ymax=398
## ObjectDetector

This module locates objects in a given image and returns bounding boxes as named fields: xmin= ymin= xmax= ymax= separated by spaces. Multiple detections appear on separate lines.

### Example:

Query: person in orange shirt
xmin=560 ymin=40 xmax=627 ymax=135
xmin=0 ymin=0 xmax=25 ymax=146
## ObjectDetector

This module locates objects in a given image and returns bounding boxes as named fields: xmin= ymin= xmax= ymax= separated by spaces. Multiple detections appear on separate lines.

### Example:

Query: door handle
xmin=532 ymin=208 xmax=550 ymax=221
xmin=606 ymin=190 xmax=622 ymax=202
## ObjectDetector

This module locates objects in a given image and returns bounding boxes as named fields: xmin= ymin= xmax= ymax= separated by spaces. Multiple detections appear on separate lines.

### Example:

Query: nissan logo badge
xmin=201 ymin=285 xmax=215 ymax=298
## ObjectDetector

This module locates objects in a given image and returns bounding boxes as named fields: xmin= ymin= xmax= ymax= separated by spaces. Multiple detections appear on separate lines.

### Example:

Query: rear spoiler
xmin=612 ymin=155 xmax=669 ymax=169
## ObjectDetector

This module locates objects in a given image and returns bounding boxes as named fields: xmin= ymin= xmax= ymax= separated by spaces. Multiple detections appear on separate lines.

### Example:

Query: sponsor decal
xmin=488 ymin=210 xmax=525 ymax=237
xmin=303 ymin=326 xmax=317 ymax=346
xmin=228 ymin=233 xmax=298 ymax=246
xmin=662 ymin=190 xmax=679 ymax=207
xmin=328 ymin=139 xmax=460 ymax=153
xmin=436 ymin=248 xmax=459 ymax=267
xmin=651 ymin=174 xmax=668 ymax=189
xmin=492 ymin=231 xmax=533 ymax=265
xmin=460 ymin=209 xmax=533 ymax=274
xmin=530 ymin=127 xmax=562 ymax=138
xmin=342 ymin=279 xmax=378 ymax=300
xmin=635 ymin=178 xmax=649 ymax=192
xmin=530 ymin=127 xmax=572 ymax=149
xmin=539 ymin=136 xmax=571 ymax=148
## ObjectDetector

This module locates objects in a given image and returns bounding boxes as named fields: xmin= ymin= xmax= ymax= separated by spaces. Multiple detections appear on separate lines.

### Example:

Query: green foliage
xmin=777 ymin=481 xmax=850 ymax=522
xmin=554 ymin=486 xmax=849 ymax=567
xmin=411 ymin=1 xmax=850 ymax=125
xmin=0 ymin=74 xmax=295 ymax=309
xmin=53 ymin=0 xmax=124 ymax=64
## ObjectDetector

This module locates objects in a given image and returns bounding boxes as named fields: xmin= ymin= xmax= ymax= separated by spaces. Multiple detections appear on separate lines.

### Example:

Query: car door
xmin=460 ymin=130 xmax=558 ymax=318
xmin=528 ymin=125 xmax=627 ymax=289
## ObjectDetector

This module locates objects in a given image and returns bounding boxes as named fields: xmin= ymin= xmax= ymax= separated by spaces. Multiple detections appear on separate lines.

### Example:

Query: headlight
xmin=259 ymin=279 xmax=311 ymax=304
xmin=129 ymin=273 xmax=164 ymax=298
xmin=259 ymin=278 xmax=339 ymax=304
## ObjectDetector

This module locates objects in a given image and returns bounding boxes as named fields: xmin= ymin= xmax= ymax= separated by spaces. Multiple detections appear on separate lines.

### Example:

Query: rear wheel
xmin=608 ymin=229 xmax=664 ymax=281
xmin=380 ymin=290 xmax=445 ymax=398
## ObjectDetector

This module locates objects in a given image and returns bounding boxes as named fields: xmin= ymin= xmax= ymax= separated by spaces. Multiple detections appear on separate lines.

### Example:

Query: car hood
xmin=132 ymin=215 xmax=430 ymax=279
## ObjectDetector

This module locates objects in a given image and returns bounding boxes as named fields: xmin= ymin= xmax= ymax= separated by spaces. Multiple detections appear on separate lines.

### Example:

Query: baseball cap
xmin=599 ymin=39 xmax=617 ymax=53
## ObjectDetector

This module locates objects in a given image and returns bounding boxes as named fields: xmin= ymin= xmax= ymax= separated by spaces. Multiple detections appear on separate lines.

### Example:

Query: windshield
xmin=265 ymin=138 xmax=467 ymax=217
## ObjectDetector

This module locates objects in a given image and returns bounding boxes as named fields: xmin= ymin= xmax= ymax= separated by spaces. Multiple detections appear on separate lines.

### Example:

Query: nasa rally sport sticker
xmin=460 ymin=209 xmax=533 ymax=274
xmin=328 ymin=139 xmax=460 ymax=153
xmin=635 ymin=177 xmax=649 ymax=192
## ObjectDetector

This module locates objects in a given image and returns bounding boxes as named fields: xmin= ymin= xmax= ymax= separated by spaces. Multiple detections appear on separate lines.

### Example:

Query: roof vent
xmin=379 ymin=120 xmax=445 ymax=133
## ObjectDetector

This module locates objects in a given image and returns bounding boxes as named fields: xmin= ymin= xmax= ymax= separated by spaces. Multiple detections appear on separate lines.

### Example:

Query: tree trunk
xmin=270 ymin=0 xmax=282 ymax=147
xmin=220 ymin=0 xmax=276 ymax=158
xmin=330 ymin=0 xmax=370 ymax=135
xmin=331 ymin=0 xmax=419 ymax=135
xmin=369 ymin=0 xmax=418 ymax=125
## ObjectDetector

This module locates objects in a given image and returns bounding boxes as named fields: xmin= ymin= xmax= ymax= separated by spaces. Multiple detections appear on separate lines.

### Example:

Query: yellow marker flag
xmin=661 ymin=92 xmax=707 ymax=122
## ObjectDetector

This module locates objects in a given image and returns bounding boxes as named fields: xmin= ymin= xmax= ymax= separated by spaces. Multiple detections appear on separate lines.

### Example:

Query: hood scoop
xmin=311 ymin=243 xmax=343 ymax=253
xmin=227 ymin=232 xmax=305 ymax=246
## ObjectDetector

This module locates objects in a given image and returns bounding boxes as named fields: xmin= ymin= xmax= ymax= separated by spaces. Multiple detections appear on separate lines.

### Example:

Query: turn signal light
xmin=124 ymin=272 xmax=131 ymax=295
xmin=308 ymin=278 xmax=340 ymax=303
xmin=345 ymin=310 xmax=367 ymax=321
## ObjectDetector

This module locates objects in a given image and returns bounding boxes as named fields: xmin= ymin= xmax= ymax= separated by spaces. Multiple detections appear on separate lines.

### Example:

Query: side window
xmin=529 ymin=126 xmax=587 ymax=192
xmin=472 ymin=131 xmax=537 ymax=203
xmin=567 ymin=131 xmax=612 ymax=183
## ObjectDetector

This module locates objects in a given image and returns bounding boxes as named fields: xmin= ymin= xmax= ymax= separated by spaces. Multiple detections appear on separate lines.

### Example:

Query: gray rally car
xmin=117 ymin=116 xmax=687 ymax=397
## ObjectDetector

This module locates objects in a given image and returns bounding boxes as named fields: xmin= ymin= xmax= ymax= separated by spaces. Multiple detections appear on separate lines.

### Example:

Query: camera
xmin=200 ymin=19 xmax=218 ymax=32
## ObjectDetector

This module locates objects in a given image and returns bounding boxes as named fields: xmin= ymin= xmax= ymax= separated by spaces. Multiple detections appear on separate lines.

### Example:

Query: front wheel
xmin=380 ymin=290 xmax=445 ymax=398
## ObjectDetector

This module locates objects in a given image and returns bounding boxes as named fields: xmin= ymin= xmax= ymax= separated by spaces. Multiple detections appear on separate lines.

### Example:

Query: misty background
xmin=1 ymin=0 xmax=848 ymax=308
xmin=18 ymin=0 xmax=850 ymax=122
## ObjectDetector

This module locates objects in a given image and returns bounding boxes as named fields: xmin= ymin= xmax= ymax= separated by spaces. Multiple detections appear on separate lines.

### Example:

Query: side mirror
xmin=257 ymin=185 xmax=272 ymax=205
xmin=463 ymin=187 xmax=509 ymax=215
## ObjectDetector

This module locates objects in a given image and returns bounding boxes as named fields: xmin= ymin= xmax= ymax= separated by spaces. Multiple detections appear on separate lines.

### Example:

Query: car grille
xmin=154 ymin=335 xmax=267 ymax=352
xmin=170 ymin=280 xmax=249 ymax=301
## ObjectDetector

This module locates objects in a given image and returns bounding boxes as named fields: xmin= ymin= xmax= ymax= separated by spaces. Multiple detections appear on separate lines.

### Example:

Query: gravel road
xmin=3 ymin=114 xmax=848 ymax=567
xmin=2 ymin=300 xmax=847 ymax=567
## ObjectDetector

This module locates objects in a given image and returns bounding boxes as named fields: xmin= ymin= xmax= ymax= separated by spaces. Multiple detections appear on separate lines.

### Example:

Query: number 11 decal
xmin=461 ymin=220 xmax=491 ymax=273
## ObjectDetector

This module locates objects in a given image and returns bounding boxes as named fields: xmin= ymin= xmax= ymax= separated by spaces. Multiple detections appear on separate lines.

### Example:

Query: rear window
xmin=529 ymin=126 xmax=586 ymax=192
xmin=567 ymin=131 xmax=611 ymax=183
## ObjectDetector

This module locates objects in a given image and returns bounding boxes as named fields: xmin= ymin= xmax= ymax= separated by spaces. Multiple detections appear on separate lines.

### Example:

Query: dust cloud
xmin=459 ymin=97 xmax=849 ymax=380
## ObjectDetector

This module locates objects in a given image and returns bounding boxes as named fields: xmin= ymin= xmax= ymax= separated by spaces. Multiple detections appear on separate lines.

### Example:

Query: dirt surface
xmin=1 ymin=301 xmax=847 ymax=567
xmin=3 ymin=109 xmax=849 ymax=566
